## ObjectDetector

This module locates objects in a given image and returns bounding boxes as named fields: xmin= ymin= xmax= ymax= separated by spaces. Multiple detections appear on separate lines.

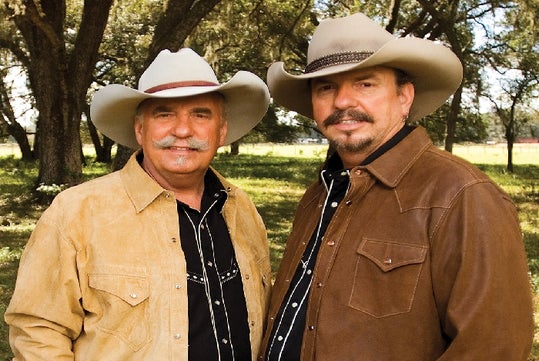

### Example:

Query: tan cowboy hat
xmin=267 ymin=12 xmax=463 ymax=121
xmin=91 ymin=48 xmax=270 ymax=148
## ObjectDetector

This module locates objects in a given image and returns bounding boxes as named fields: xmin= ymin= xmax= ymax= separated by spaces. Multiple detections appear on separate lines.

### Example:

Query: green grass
xmin=213 ymin=154 xmax=322 ymax=267
xmin=0 ymin=144 xmax=538 ymax=359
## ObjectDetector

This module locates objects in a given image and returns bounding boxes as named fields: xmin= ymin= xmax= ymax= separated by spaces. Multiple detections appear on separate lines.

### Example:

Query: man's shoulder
xmin=421 ymin=146 xmax=491 ymax=183
xmin=51 ymin=170 xmax=124 ymax=209
xmin=398 ymin=145 xmax=508 ymax=208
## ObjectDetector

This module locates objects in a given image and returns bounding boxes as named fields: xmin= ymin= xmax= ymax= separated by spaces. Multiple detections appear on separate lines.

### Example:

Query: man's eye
xmin=357 ymin=81 xmax=373 ymax=88
xmin=192 ymin=112 xmax=210 ymax=119
xmin=156 ymin=112 xmax=173 ymax=118
xmin=316 ymin=84 xmax=335 ymax=93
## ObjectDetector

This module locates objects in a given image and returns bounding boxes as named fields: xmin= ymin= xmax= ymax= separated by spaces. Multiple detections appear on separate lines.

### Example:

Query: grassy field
xmin=0 ymin=142 xmax=538 ymax=359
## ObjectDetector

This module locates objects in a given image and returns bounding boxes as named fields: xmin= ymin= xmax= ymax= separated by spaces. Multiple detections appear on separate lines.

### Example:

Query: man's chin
xmin=330 ymin=137 xmax=373 ymax=153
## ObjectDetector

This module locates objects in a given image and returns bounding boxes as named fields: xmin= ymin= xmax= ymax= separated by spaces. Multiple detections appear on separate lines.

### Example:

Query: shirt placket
xmin=266 ymin=170 xmax=350 ymax=361
xmin=199 ymin=210 xmax=235 ymax=360
xmin=185 ymin=193 xmax=235 ymax=361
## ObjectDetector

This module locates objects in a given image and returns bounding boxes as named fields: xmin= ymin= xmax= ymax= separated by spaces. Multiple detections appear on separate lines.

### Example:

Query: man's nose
xmin=333 ymin=84 xmax=359 ymax=110
xmin=171 ymin=113 xmax=194 ymax=138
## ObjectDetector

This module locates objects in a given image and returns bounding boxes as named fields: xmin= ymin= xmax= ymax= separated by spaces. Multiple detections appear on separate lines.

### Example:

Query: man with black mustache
xmin=6 ymin=48 xmax=272 ymax=361
xmin=259 ymin=12 xmax=533 ymax=361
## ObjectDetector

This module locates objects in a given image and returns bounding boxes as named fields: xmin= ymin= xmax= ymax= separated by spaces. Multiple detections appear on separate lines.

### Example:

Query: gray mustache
xmin=153 ymin=135 xmax=210 ymax=151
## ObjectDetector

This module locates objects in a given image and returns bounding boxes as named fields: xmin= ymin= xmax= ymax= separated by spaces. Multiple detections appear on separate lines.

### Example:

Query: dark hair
xmin=395 ymin=69 xmax=414 ymax=88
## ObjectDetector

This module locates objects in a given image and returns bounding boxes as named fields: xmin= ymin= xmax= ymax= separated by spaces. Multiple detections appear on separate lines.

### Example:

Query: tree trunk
xmin=87 ymin=118 xmax=113 ymax=163
xmin=507 ymin=141 xmax=514 ymax=173
xmin=8 ymin=120 xmax=34 ymax=161
xmin=36 ymin=102 xmax=82 ymax=186
xmin=506 ymin=121 xmax=515 ymax=173
xmin=0 ymin=73 xmax=34 ymax=160
xmin=112 ymin=144 xmax=136 ymax=171
xmin=230 ymin=141 xmax=240 ymax=155
xmin=444 ymin=86 xmax=463 ymax=153
xmin=8 ymin=0 xmax=114 ymax=196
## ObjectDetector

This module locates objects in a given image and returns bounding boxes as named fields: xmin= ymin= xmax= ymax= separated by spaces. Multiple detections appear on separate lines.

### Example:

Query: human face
xmin=134 ymin=93 xmax=227 ymax=179
xmin=311 ymin=66 xmax=414 ymax=167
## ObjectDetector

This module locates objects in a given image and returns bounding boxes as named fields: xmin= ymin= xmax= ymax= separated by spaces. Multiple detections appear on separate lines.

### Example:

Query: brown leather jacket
xmin=259 ymin=127 xmax=533 ymax=361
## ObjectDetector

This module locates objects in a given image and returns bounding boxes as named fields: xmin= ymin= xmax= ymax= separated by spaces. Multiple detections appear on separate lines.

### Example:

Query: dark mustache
xmin=323 ymin=109 xmax=374 ymax=127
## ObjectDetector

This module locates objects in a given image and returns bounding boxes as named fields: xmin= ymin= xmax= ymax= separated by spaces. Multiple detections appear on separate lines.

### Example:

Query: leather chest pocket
xmin=349 ymin=238 xmax=427 ymax=318
xmin=89 ymin=271 xmax=151 ymax=351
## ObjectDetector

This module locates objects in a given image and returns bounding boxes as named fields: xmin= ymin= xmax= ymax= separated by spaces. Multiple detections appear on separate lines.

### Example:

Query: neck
xmin=142 ymin=162 xmax=205 ymax=210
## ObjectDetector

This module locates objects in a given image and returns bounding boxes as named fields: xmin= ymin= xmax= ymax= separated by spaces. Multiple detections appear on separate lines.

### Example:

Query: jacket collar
xmin=119 ymin=151 xmax=237 ymax=213
xmin=360 ymin=126 xmax=432 ymax=188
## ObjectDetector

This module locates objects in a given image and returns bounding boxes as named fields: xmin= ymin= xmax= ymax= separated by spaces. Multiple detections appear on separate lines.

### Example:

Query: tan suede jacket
xmin=6 ymin=153 xmax=271 ymax=360
xmin=259 ymin=127 xmax=533 ymax=361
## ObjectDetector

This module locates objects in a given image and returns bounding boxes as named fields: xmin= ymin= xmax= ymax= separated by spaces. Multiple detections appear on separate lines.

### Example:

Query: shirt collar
xmin=120 ymin=151 xmax=165 ymax=213
xmin=119 ymin=151 xmax=233 ymax=213
xmin=198 ymin=168 xmax=227 ymax=213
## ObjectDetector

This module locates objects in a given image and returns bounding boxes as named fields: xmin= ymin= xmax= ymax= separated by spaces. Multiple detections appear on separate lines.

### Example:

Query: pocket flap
xmin=89 ymin=273 xmax=149 ymax=306
xmin=357 ymin=239 xmax=427 ymax=272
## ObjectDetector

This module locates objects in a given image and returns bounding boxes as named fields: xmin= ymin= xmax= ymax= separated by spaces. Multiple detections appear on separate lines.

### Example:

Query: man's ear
xmin=134 ymin=117 xmax=144 ymax=146
xmin=400 ymin=82 xmax=415 ymax=116
xmin=219 ymin=120 xmax=228 ymax=146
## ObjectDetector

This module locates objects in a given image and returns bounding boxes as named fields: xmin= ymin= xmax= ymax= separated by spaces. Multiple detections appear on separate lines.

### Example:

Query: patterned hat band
xmin=305 ymin=51 xmax=374 ymax=73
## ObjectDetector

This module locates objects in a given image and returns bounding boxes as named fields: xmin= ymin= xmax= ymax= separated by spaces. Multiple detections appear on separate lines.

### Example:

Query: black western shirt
xmin=178 ymin=170 xmax=251 ymax=361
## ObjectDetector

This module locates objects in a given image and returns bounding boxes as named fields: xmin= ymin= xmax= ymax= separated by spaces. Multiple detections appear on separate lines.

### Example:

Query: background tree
xmin=88 ymin=0 xmax=164 ymax=166
xmin=2 ymin=0 xmax=114 ymax=195
xmin=0 ymin=7 xmax=36 ymax=159
xmin=487 ymin=71 xmax=538 ymax=171
xmin=0 ymin=59 xmax=34 ymax=160
xmin=1 ymin=0 xmax=224 ymax=178
xmin=1 ymin=0 xmax=538 ymax=184
xmin=480 ymin=3 xmax=539 ymax=172
xmin=184 ymin=0 xmax=316 ymax=154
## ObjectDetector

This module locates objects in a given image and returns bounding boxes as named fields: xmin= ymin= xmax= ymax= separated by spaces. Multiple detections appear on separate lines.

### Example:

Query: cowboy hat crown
xmin=267 ymin=12 xmax=463 ymax=121
xmin=91 ymin=48 xmax=270 ymax=148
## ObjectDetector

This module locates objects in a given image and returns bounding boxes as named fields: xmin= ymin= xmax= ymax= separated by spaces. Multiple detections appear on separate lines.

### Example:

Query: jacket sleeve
xmin=4 ymin=203 xmax=83 ymax=360
xmin=430 ymin=181 xmax=533 ymax=360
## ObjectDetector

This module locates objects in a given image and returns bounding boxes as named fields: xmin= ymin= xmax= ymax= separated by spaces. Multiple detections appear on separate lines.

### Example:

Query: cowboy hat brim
xmin=267 ymin=37 xmax=463 ymax=122
xmin=91 ymin=70 xmax=270 ymax=148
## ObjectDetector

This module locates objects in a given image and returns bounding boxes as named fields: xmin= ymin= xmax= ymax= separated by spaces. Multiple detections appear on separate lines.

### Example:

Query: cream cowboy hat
xmin=267 ymin=12 xmax=463 ymax=121
xmin=91 ymin=48 xmax=270 ymax=148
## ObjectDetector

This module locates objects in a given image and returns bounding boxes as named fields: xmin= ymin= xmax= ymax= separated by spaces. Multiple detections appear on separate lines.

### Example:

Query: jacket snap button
xmin=383 ymin=258 xmax=392 ymax=265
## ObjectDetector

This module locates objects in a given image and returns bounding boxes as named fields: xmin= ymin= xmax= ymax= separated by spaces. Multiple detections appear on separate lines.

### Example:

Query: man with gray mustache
xmin=6 ymin=48 xmax=272 ymax=361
